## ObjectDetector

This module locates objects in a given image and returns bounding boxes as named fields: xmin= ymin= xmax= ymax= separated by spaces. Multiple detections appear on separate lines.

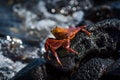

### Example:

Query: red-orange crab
xmin=45 ymin=26 xmax=91 ymax=66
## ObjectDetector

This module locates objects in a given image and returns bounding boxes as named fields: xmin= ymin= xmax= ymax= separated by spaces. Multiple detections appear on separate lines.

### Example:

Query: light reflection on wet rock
xmin=0 ymin=51 xmax=26 ymax=80
xmin=11 ymin=58 xmax=47 ymax=80
xmin=0 ymin=36 xmax=41 ymax=63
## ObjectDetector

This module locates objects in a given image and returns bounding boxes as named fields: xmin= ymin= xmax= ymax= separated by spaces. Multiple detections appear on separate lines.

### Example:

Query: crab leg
xmin=77 ymin=26 xmax=91 ymax=36
xmin=45 ymin=41 xmax=51 ymax=60
xmin=63 ymin=39 xmax=78 ymax=54
xmin=50 ymin=48 xmax=62 ymax=66
xmin=81 ymin=28 xmax=91 ymax=36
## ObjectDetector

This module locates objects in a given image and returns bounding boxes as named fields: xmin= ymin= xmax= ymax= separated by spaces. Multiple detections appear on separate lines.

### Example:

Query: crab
xmin=45 ymin=26 xmax=91 ymax=66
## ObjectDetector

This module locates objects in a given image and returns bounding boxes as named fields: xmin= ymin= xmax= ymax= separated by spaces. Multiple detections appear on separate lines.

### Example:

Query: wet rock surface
xmin=11 ymin=58 xmax=47 ymax=80
xmin=0 ymin=37 xmax=27 ymax=80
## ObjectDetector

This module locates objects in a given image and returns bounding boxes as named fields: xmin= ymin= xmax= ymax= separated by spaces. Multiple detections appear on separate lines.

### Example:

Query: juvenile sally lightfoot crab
xmin=45 ymin=26 xmax=91 ymax=66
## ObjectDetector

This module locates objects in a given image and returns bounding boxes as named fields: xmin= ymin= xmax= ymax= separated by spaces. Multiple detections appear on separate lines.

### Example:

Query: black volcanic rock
xmin=100 ymin=58 xmax=120 ymax=80
xmin=45 ymin=54 xmax=76 ymax=80
xmin=44 ymin=19 xmax=120 ymax=80
xmin=110 ymin=1 xmax=120 ymax=18
xmin=85 ymin=5 xmax=115 ymax=23
xmin=70 ymin=58 xmax=114 ymax=80
xmin=10 ymin=58 xmax=47 ymax=80
xmin=72 ymin=19 xmax=120 ymax=62
xmin=92 ymin=0 xmax=119 ymax=6
xmin=70 ymin=19 xmax=120 ymax=80
xmin=45 ymin=50 xmax=77 ymax=72
xmin=85 ymin=1 xmax=120 ymax=23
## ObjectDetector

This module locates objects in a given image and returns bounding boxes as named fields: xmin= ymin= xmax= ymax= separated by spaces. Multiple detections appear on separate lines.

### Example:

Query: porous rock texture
xmin=100 ymin=58 xmax=120 ymax=80
xmin=70 ymin=58 xmax=114 ymax=80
